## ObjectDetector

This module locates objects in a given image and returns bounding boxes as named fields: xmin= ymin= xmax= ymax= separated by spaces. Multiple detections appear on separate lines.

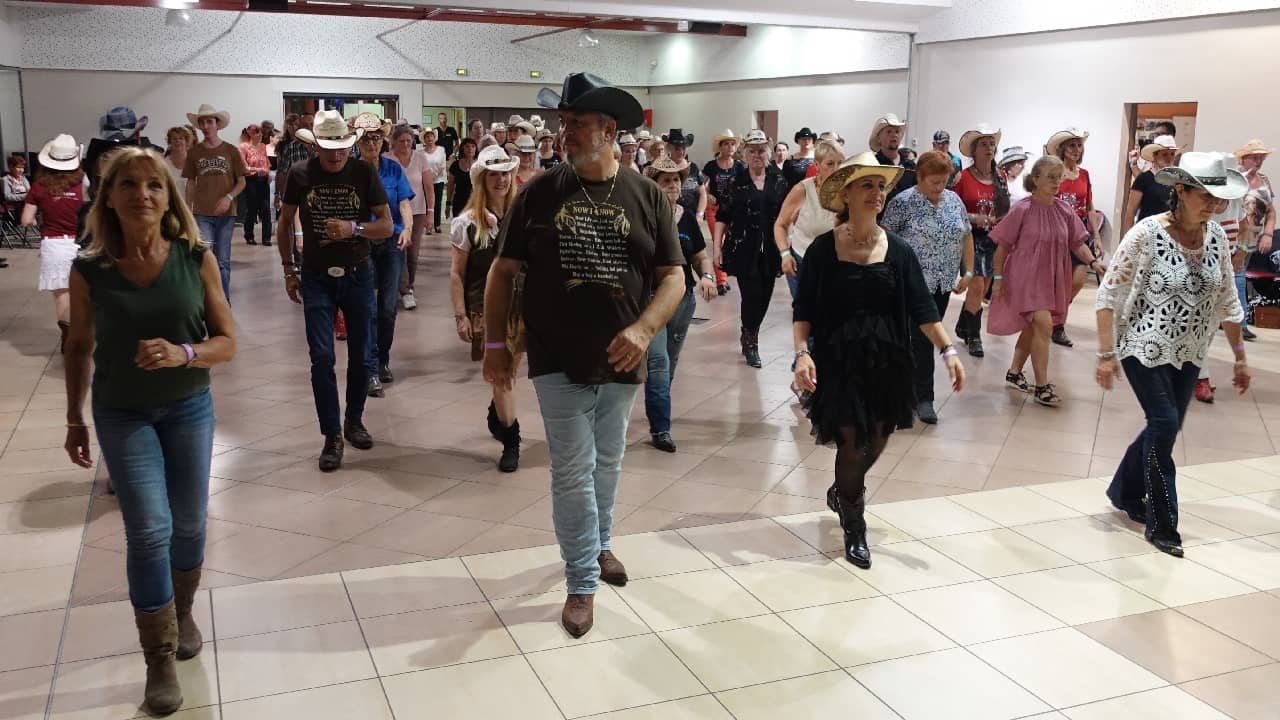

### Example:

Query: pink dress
xmin=987 ymin=196 xmax=1088 ymax=335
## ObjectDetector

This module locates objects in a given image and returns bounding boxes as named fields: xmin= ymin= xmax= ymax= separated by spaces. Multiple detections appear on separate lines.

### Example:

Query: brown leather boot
xmin=171 ymin=567 xmax=204 ymax=660
xmin=598 ymin=551 xmax=628 ymax=587
xmin=134 ymin=602 xmax=184 ymax=716
xmin=562 ymin=594 xmax=594 ymax=638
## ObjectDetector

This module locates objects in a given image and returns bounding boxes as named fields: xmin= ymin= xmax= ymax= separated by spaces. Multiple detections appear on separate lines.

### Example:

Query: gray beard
xmin=569 ymin=134 xmax=609 ymax=169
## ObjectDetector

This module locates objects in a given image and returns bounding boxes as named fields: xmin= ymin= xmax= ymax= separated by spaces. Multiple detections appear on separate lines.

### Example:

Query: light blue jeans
xmin=195 ymin=214 xmax=235 ymax=301
xmin=531 ymin=373 xmax=638 ymax=595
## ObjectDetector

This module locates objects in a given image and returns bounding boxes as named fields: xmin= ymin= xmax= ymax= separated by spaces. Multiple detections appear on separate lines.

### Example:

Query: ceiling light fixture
xmin=529 ymin=70 xmax=542 ymax=79
xmin=456 ymin=68 xmax=469 ymax=76
xmin=577 ymin=29 xmax=599 ymax=48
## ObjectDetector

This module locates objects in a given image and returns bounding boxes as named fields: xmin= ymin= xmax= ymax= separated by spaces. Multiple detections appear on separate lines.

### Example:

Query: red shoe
xmin=335 ymin=311 xmax=347 ymax=341
xmin=1194 ymin=377 xmax=1214 ymax=404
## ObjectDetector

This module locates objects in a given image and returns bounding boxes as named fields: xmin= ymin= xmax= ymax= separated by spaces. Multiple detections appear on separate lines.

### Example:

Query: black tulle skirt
xmin=807 ymin=313 xmax=916 ymax=447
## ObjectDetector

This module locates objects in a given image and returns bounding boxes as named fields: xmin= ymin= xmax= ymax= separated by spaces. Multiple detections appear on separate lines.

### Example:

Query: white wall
xmin=910 ymin=9 xmax=1280 ymax=222
xmin=0 ymin=3 xmax=20 ymax=67
xmin=648 ymin=70 xmax=909 ymax=165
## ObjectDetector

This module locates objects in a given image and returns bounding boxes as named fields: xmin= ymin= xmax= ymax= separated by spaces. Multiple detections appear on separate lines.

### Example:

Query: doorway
xmin=754 ymin=110 xmax=778 ymax=145
xmin=1117 ymin=102 xmax=1198 ymax=242
xmin=282 ymin=93 xmax=400 ymax=124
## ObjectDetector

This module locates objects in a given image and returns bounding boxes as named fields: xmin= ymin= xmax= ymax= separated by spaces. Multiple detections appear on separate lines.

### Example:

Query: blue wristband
xmin=993 ymin=274 xmax=1004 ymax=280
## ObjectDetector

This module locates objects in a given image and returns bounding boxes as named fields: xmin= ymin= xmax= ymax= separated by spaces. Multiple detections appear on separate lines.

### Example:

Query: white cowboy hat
xmin=514 ymin=135 xmax=537 ymax=153
xmin=635 ymin=129 xmax=653 ymax=142
xmin=534 ymin=127 xmax=554 ymax=141
xmin=958 ymin=123 xmax=1002 ymax=158
xmin=1156 ymin=152 xmax=1248 ymax=200
xmin=507 ymin=115 xmax=526 ymax=128
xmin=1044 ymin=127 xmax=1089 ymax=158
xmin=311 ymin=110 xmax=362 ymax=150
xmin=529 ymin=114 xmax=545 ymax=131
xmin=185 ymin=103 xmax=230 ymax=130
xmin=998 ymin=146 xmax=1029 ymax=167
xmin=470 ymin=144 xmax=519 ymax=183
xmin=618 ymin=133 xmax=638 ymax=147
xmin=710 ymin=129 xmax=738 ymax=153
xmin=513 ymin=121 xmax=536 ymax=136
xmin=819 ymin=151 xmax=904 ymax=213
xmin=741 ymin=129 xmax=770 ymax=146
xmin=1140 ymin=134 xmax=1183 ymax=162
xmin=37 ymin=134 xmax=81 ymax=171
xmin=490 ymin=122 xmax=508 ymax=133
xmin=868 ymin=113 xmax=906 ymax=151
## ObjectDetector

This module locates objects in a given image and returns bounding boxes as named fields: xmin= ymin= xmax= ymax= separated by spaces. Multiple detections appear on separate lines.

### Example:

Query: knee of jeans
xmin=1146 ymin=413 xmax=1181 ymax=442
xmin=125 ymin=518 xmax=173 ymax=554
xmin=309 ymin=346 xmax=336 ymax=369
xmin=669 ymin=330 xmax=687 ymax=347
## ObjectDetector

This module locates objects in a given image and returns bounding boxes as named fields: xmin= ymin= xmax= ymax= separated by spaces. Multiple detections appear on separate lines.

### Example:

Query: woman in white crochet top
xmin=1094 ymin=152 xmax=1252 ymax=559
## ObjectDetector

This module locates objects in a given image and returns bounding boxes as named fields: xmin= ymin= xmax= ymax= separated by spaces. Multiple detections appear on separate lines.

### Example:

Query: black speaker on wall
xmin=248 ymin=0 xmax=287 ymax=11
xmin=689 ymin=21 xmax=723 ymax=34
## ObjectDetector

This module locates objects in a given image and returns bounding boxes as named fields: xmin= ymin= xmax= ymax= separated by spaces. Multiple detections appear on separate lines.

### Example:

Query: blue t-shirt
xmin=375 ymin=156 xmax=415 ymax=236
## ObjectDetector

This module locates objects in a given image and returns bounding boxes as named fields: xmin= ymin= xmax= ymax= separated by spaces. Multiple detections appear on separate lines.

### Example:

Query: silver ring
xmin=154 ymin=352 xmax=162 ymax=359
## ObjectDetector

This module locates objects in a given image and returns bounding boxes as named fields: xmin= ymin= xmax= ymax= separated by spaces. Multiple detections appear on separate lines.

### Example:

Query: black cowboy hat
xmin=537 ymin=72 xmax=645 ymax=131
xmin=663 ymin=129 xmax=695 ymax=148
xmin=794 ymin=127 xmax=818 ymax=142
xmin=85 ymin=135 xmax=149 ymax=177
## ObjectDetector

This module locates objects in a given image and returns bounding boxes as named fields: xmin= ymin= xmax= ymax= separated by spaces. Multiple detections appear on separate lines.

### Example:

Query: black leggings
xmin=242 ymin=176 xmax=271 ymax=241
xmin=432 ymin=183 xmax=445 ymax=231
xmin=737 ymin=253 xmax=777 ymax=332
xmin=835 ymin=425 xmax=889 ymax=500
xmin=911 ymin=291 xmax=951 ymax=402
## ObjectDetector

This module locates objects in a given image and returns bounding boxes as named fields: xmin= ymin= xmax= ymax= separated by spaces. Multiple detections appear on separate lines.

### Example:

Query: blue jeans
xmin=785 ymin=249 xmax=804 ymax=299
xmin=92 ymin=388 xmax=215 ymax=612
xmin=1236 ymin=257 xmax=1249 ymax=330
xmin=195 ymin=215 xmax=234 ymax=301
xmin=366 ymin=240 xmax=404 ymax=371
xmin=1106 ymin=357 xmax=1199 ymax=543
xmin=532 ymin=373 xmax=638 ymax=595
xmin=644 ymin=290 xmax=697 ymax=434
xmin=301 ymin=262 xmax=375 ymax=436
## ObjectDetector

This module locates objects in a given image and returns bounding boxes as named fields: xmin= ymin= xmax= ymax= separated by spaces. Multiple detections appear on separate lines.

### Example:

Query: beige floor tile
xmin=611 ymin=507 xmax=724 ymax=535
xmin=888 ymin=455 xmax=992 ymax=490
xmin=908 ymin=435 xmax=1006 ymax=466
xmin=460 ymin=543 xmax=566 ymax=599
xmin=1178 ymin=592 xmax=1280 ymax=659
xmin=527 ymin=633 xmax=706 ymax=717
xmin=617 ymin=447 xmax=708 ymax=479
xmin=772 ymin=465 xmax=840 ymax=499
xmin=452 ymin=523 xmax=560 ymax=555
xmin=491 ymin=586 xmax=650 ymax=653
xmin=213 ymin=573 xmax=353 ymax=639
xmin=1090 ymin=552 xmax=1254 ymax=606
xmin=0 ymin=665 xmax=54 ymax=720
xmin=349 ymin=509 xmax=494 ymax=558
xmin=716 ymin=670 xmax=898 ymax=720
xmin=850 ymin=647 xmax=1049 ymax=720
xmin=896 ymin=580 xmax=1065 ymax=644
xmin=710 ymin=436 xmax=806 ymax=467
xmin=723 ymin=554 xmax=879 ymax=612
xmin=870 ymin=477 xmax=971 ymax=503
xmin=66 ymin=546 xmax=127 ymax=604
xmin=210 ymin=448 xmax=305 ymax=482
xmin=0 ymin=469 xmax=94 ymax=504
xmin=618 ymin=568 xmax=770 ymax=631
xmin=202 ymin=525 xmax=337 ymax=580
xmin=1182 ymin=461 xmax=1280 ymax=494
xmin=1025 ymin=477 xmax=1114 ymax=515
xmin=924 ymin=528 xmax=1074 ymax=577
xmin=868 ymin=497 xmax=1001 ymax=538
xmin=1184 ymin=537 xmax=1280 ymax=589
xmin=950 ymin=487 xmax=1083 ymax=526
xmin=382 ymin=655 xmax=562 ymax=720
xmin=0 ymin=564 xmax=75 ymax=615
xmin=1013 ymin=516 xmax=1157 ymax=563
xmin=256 ymin=495 xmax=406 ymax=541
xmin=677 ymin=518 xmax=817 ymax=566
xmin=847 ymin=540 xmax=981 ymax=594
xmin=606 ymin=530 xmax=717 ymax=580
xmin=61 ymin=596 xmax=211 ymax=663
xmin=1184 ymin=494 xmax=1280 ymax=536
xmin=205 ymin=482 xmax=322 ymax=527
xmin=1097 ymin=509 xmax=1242 ymax=547
xmin=216 ymin=621 xmax=376 ymax=702
xmin=343 ymin=557 xmax=485 ymax=618
xmin=1078 ymin=608 xmax=1273 ymax=684
xmin=646 ymin=480 xmax=767 ymax=518
xmin=780 ymin=595 xmax=954 ymax=666
xmin=0 ymin=609 xmax=63 ymax=671
xmin=772 ymin=510 xmax=912 ymax=554
xmin=660 ymin=614 xmax=835 ymax=692
xmin=221 ymin=679 xmax=394 ymax=720
xmin=0 ymin=495 xmax=89 ymax=534
xmin=995 ymin=565 xmax=1165 ymax=625
xmin=278 ymin=542 xmax=427 ymax=578
xmin=611 ymin=471 xmax=679 ymax=507
xmin=50 ymin=643 xmax=218 ymax=720
xmin=329 ymin=471 xmax=462 ymax=508
xmin=741 ymin=491 xmax=830 ymax=518
xmin=583 ymin=695 xmax=732 ymax=719
xmin=1179 ymin=662 xmax=1280 ymax=720
xmin=0 ymin=526 xmax=82 ymax=572
xmin=1063 ymin=686 xmax=1232 ymax=719
xmin=361 ymin=600 xmax=520 ymax=675
xmin=416 ymin=480 xmax=546 ymax=522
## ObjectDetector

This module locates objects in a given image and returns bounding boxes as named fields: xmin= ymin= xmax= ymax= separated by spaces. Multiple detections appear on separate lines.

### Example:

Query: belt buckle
xmin=327 ymin=266 xmax=346 ymax=278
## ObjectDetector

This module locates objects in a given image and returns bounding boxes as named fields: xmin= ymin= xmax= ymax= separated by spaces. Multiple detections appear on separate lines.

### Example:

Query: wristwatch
xmin=702 ymin=272 xmax=715 ymax=281
xmin=354 ymin=223 xmax=367 ymax=236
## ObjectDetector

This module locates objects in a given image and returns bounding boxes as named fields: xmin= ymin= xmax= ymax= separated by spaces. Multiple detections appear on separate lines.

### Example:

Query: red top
xmin=1056 ymin=167 xmax=1092 ymax=221
xmin=954 ymin=167 xmax=997 ymax=222
xmin=239 ymin=142 xmax=271 ymax=177
xmin=25 ymin=181 xmax=83 ymax=237
xmin=804 ymin=163 xmax=819 ymax=179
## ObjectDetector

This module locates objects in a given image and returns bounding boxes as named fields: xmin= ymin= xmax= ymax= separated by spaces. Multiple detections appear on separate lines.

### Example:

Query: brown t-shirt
xmin=183 ymin=140 xmax=247 ymax=216
xmin=498 ymin=163 xmax=684 ymax=385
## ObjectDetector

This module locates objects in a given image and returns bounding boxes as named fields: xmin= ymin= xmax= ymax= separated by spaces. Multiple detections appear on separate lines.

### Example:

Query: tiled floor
xmin=0 ymin=228 xmax=1277 ymax=718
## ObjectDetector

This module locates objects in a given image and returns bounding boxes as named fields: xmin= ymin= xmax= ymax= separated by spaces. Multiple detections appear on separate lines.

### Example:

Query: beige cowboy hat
xmin=819 ymin=151 xmax=904 ymax=213
xmin=1235 ymin=138 xmax=1275 ymax=160
xmin=534 ymin=127 xmax=554 ymax=142
xmin=618 ymin=133 xmax=638 ymax=147
xmin=643 ymin=156 xmax=690 ymax=181
xmin=710 ymin=129 xmax=738 ymax=153
xmin=351 ymin=112 xmax=392 ymax=138
xmin=958 ymin=123 xmax=1002 ymax=158
xmin=186 ymin=103 xmax=230 ymax=130
xmin=868 ymin=113 xmax=906 ymax=151
xmin=489 ymin=122 xmax=508 ymax=133
xmin=311 ymin=110 xmax=362 ymax=150
xmin=1140 ymin=134 xmax=1183 ymax=162
xmin=635 ymin=128 xmax=654 ymax=142
xmin=1044 ymin=127 xmax=1089 ymax=158
xmin=1156 ymin=152 xmax=1248 ymax=200
xmin=741 ymin=129 xmax=770 ymax=146
xmin=512 ymin=120 xmax=536 ymax=136
xmin=37 ymin=134 xmax=81 ymax=171
xmin=514 ymin=135 xmax=537 ymax=153
xmin=470 ymin=144 xmax=519 ymax=183
xmin=507 ymin=114 xmax=526 ymax=128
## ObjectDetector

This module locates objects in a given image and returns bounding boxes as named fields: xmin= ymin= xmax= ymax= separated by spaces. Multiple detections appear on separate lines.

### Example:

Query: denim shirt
xmin=375 ymin=156 xmax=415 ymax=236
xmin=881 ymin=186 xmax=971 ymax=294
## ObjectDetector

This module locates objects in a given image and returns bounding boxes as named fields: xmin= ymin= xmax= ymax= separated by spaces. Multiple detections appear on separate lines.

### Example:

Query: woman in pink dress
xmin=989 ymin=156 xmax=1105 ymax=406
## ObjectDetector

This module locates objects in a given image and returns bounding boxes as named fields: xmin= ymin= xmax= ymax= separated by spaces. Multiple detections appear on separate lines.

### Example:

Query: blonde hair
xmin=463 ymin=166 xmax=516 ymax=248
xmin=1023 ymin=155 xmax=1065 ymax=193
xmin=83 ymin=147 xmax=203 ymax=265
xmin=813 ymin=140 xmax=844 ymax=164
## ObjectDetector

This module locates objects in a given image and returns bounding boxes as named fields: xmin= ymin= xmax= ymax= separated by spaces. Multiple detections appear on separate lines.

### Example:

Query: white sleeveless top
xmin=791 ymin=177 xmax=835 ymax=256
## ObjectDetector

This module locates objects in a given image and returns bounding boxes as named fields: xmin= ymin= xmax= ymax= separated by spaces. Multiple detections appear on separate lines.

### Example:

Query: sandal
xmin=1004 ymin=371 xmax=1030 ymax=393
xmin=1034 ymin=384 xmax=1062 ymax=407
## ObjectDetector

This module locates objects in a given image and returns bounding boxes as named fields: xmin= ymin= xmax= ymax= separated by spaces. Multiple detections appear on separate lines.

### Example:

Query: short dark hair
xmin=1155 ymin=121 xmax=1176 ymax=137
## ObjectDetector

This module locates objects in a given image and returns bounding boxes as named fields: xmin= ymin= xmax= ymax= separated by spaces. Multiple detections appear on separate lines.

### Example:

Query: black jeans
xmin=432 ymin=183 xmax=445 ymax=232
xmin=737 ymin=252 xmax=777 ymax=333
xmin=1106 ymin=357 xmax=1199 ymax=543
xmin=911 ymin=291 xmax=951 ymax=402
xmin=242 ymin=176 xmax=272 ymax=242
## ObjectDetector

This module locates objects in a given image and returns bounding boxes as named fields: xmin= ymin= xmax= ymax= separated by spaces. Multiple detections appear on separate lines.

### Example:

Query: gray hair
xmin=389 ymin=125 xmax=415 ymax=143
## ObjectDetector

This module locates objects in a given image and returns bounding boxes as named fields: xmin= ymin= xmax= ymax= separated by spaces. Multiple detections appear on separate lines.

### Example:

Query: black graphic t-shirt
xmin=498 ymin=163 xmax=685 ymax=385
xmin=1131 ymin=170 xmax=1173 ymax=221
xmin=783 ymin=156 xmax=813 ymax=190
xmin=284 ymin=157 xmax=389 ymax=271
xmin=703 ymin=158 xmax=745 ymax=205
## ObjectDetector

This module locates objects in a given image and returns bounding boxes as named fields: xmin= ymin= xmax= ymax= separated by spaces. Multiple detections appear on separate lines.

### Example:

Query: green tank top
xmin=73 ymin=241 xmax=212 ymax=410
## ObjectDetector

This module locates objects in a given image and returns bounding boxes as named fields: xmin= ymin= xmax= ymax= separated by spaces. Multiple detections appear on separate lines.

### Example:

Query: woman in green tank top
xmin=62 ymin=147 xmax=237 ymax=717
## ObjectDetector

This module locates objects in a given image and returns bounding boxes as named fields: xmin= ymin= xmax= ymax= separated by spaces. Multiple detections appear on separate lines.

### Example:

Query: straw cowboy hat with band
xmin=741 ymin=129 xmax=770 ymax=147
xmin=311 ymin=110 xmax=362 ymax=150
xmin=958 ymin=124 xmax=1002 ymax=158
xmin=868 ymin=113 xmax=906 ymax=151
xmin=819 ymin=152 xmax=905 ymax=213
xmin=1141 ymin=134 xmax=1183 ymax=162
xmin=617 ymin=133 xmax=638 ymax=147
xmin=470 ymin=145 xmax=519 ymax=184
xmin=1044 ymin=128 xmax=1089 ymax=157
xmin=643 ymin=156 xmax=690 ymax=181
xmin=515 ymin=135 xmax=537 ymax=153
xmin=186 ymin=103 xmax=230 ymax=130
xmin=1235 ymin=138 xmax=1274 ymax=160
xmin=710 ymin=129 xmax=738 ymax=153
xmin=351 ymin=112 xmax=391 ymax=138
xmin=1156 ymin=152 xmax=1248 ymax=200
xmin=38 ymin=134 xmax=81 ymax=171
xmin=536 ymin=72 xmax=645 ymax=132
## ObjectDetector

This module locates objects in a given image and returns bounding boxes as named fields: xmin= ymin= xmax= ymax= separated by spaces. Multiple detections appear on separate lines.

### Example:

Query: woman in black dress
xmin=793 ymin=152 xmax=966 ymax=569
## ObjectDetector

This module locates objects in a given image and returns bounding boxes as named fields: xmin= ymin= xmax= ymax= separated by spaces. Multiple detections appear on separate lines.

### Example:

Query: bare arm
xmin=275 ymin=204 xmax=298 ymax=266
xmin=481 ymin=257 xmax=521 ymax=390
xmin=773 ymin=182 xmax=805 ymax=253
xmin=20 ymin=203 xmax=37 ymax=227
xmin=638 ymin=266 xmax=686 ymax=335
xmin=448 ymin=246 xmax=469 ymax=317
xmin=191 ymin=250 xmax=237 ymax=367
xmin=961 ymin=232 xmax=975 ymax=276
xmin=696 ymin=184 xmax=708 ymax=218
xmin=1121 ymin=189 xmax=1142 ymax=237
xmin=364 ymin=204 xmax=394 ymax=239
xmin=63 ymin=268 xmax=95 ymax=467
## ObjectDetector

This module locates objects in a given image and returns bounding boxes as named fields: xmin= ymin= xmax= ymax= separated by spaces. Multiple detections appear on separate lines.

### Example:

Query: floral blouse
xmin=1096 ymin=217 xmax=1244 ymax=369
xmin=881 ymin=186 xmax=972 ymax=294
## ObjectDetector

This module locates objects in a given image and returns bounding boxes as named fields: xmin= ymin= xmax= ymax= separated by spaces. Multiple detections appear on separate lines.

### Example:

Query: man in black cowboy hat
xmin=783 ymin=127 xmax=818 ymax=189
xmin=484 ymin=72 xmax=687 ymax=639
xmin=663 ymin=129 xmax=707 ymax=220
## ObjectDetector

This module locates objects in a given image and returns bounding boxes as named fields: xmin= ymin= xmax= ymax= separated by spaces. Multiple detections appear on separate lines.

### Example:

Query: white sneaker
xmin=401 ymin=292 xmax=417 ymax=310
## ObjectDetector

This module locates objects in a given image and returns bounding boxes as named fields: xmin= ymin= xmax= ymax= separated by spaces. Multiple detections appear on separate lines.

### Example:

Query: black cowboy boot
xmin=497 ymin=419 xmax=521 ymax=473
xmin=835 ymin=488 xmax=871 ymax=569
xmin=1144 ymin=469 xmax=1183 ymax=557
xmin=743 ymin=329 xmax=762 ymax=368
xmin=486 ymin=401 xmax=503 ymax=441
xmin=967 ymin=308 xmax=985 ymax=357
xmin=954 ymin=308 xmax=971 ymax=343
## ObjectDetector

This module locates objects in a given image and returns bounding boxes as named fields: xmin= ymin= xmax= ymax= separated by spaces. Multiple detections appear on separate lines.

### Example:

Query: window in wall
xmin=282 ymin=93 xmax=400 ymax=123
xmin=0 ymin=67 xmax=25 ymax=161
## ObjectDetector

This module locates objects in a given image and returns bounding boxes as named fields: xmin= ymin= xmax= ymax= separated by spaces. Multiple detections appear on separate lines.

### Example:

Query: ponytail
xmin=992 ymin=158 xmax=1010 ymax=217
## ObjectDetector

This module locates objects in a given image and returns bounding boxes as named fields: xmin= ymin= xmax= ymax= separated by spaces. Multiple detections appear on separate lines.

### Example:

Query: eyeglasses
xmin=360 ymin=134 xmax=384 ymax=143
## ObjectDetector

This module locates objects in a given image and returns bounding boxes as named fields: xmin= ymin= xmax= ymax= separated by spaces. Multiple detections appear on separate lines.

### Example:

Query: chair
xmin=1 ymin=202 xmax=37 ymax=249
